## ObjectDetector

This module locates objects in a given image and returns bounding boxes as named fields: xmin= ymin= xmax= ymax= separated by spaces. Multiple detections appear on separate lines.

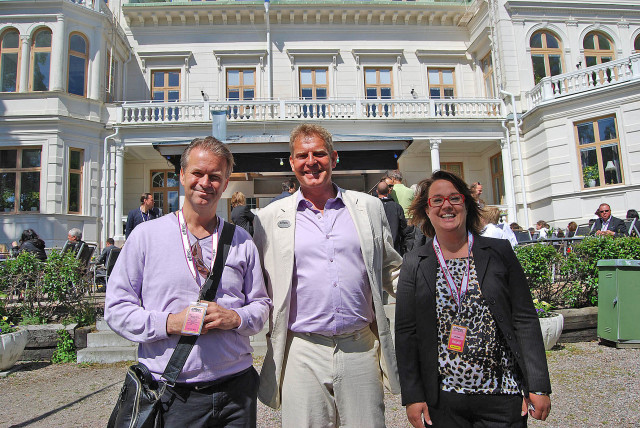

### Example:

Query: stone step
xmin=87 ymin=331 xmax=138 ymax=348
xmin=77 ymin=346 xmax=138 ymax=364
xmin=95 ymin=319 xmax=111 ymax=331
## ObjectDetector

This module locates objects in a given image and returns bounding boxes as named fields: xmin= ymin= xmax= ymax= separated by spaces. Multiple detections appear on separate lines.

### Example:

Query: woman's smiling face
xmin=425 ymin=179 xmax=468 ymax=237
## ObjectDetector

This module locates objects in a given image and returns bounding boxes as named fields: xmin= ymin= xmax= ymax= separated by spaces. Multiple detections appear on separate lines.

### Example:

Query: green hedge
xmin=515 ymin=236 xmax=640 ymax=308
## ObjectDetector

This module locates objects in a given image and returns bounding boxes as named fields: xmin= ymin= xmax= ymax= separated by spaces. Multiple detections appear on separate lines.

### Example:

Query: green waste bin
xmin=597 ymin=259 xmax=640 ymax=348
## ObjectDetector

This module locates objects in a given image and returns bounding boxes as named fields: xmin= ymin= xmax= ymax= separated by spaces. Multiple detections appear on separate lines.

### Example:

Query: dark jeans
xmin=159 ymin=366 xmax=259 ymax=428
xmin=429 ymin=390 xmax=527 ymax=428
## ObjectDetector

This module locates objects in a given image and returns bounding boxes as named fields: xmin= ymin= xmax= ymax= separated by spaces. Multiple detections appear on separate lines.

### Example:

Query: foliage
xmin=51 ymin=329 xmax=76 ymax=364
xmin=0 ymin=250 xmax=92 ymax=325
xmin=582 ymin=165 xmax=599 ymax=186
xmin=0 ymin=315 xmax=18 ymax=335
xmin=533 ymin=299 xmax=554 ymax=318
xmin=516 ymin=237 xmax=640 ymax=308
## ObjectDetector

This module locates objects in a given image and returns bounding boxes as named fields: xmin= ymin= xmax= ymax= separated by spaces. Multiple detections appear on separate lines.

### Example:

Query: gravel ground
xmin=1 ymin=341 xmax=638 ymax=427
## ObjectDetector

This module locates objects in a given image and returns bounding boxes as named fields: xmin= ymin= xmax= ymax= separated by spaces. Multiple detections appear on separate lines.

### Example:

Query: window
xmin=68 ymin=33 xmax=88 ymax=96
xmin=428 ymin=68 xmax=455 ymax=99
xmin=151 ymin=70 xmax=180 ymax=120
xmin=1 ymin=29 xmax=20 ymax=92
xmin=364 ymin=67 xmax=392 ymax=117
xmin=68 ymin=148 xmax=83 ymax=213
xmin=227 ymin=68 xmax=255 ymax=118
xmin=635 ymin=34 xmax=640 ymax=52
xmin=575 ymin=115 xmax=623 ymax=189
xmin=490 ymin=153 xmax=505 ymax=205
xmin=30 ymin=28 xmax=52 ymax=91
xmin=0 ymin=147 xmax=41 ymax=213
xmin=440 ymin=162 xmax=463 ymax=179
xmin=481 ymin=54 xmax=494 ymax=98
xmin=583 ymin=32 xmax=614 ymax=67
xmin=299 ymin=67 xmax=328 ymax=118
xmin=530 ymin=30 xmax=563 ymax=84
xmin=151 ymin=170 xmax=179 ymax=214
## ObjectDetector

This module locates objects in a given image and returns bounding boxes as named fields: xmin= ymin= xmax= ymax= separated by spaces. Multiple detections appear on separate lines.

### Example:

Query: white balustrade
xmin=117 ymin=98 xmax=504 ymax=125
xmin=528 ymin=54 xmax=640 ymax=108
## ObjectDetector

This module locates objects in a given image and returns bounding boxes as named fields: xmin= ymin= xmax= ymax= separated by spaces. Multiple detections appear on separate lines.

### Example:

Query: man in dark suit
xmin=590 ymin=203 xmax=627 ymax=237
xmin=267 ymin=179 xmax=296 ymax=205
xmin=125 ymin=193 xmax=160 ymax=239
xmin=97 ymin=238 xmax=116 ymax=265
xmin=377 ymin=181 xmax=408 ymax=255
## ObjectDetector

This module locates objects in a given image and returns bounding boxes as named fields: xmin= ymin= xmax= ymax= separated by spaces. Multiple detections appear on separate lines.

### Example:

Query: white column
xmin=50 ymin=15 xmax=66 ymax=91
xmin=19 ymin=35 xmax=30 ymax=92
xmin=89 ymin=31 xmax=104 ymax=100
xmin=500 ymin=138 xmax=516 ymax=223
xmin=429 ymin=138 xmax=441 ymax=172
xmin=114 ymin=143 xmax=125 ymax=240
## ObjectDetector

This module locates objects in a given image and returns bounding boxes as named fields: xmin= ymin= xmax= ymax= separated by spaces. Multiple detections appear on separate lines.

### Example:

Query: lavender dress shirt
xmin=104 ymin=214 xmax=271 ymax=383
xmin=288 ymin=189 xmax=374 ymax=336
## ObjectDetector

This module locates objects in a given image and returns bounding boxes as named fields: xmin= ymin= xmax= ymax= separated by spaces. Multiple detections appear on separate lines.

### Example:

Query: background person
xmin=387 ymin=169 xmax=415 ymax=218
xmin=268 ymin=179 xmax=297 ymax=205
xmin=480 ymin=206 xmax=518 ymax=248
xmin=105 ymin=136 xmax=271 ymax=426
xmin=11 ymin=228 xmax=47 ymax=261
xmin=536 ymin=220 xmax=550 ymax=240
xmin=377 ymin=180 xmax=409 ymax=255
xmin=66 ymin=228 xmax=84 ymax=255
xmin=395 ymin=170 xmax=551 ymax=428
xmin=566 ymin=221 xmax=578 ymax=238
xmin=590 ymin=203 xmax=627 ymax=237
xmin=469 ymin=181 xmax=485 ymax=209
xmin=230 ymin=191 xmax=255 ymax=236
xmin=125 ymin=193 xmax=159 ymax=239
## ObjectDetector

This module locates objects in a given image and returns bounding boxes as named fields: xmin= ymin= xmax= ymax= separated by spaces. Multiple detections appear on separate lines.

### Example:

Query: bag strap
xmin=161 ymin=221 xmax=236 ymax=385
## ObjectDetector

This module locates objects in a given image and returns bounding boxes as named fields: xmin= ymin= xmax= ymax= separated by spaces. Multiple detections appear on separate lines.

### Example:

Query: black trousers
xmin=429 ymin=390 xmax=527 ymax=428
xmin=159 ymin=366 xmax=259 ymax=428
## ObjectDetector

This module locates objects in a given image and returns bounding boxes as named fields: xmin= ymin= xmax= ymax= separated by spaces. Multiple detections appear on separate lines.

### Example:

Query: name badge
xmin=277 ymin=220 xmax=291 ymax=228
xmin=181 ymin=302 xmax=208 ymax=336
xmin=447 ymin=324 xmax=467 ymax=352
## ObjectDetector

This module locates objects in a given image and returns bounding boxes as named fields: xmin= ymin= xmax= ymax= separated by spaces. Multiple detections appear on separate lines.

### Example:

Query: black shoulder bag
xmin=107 ymin=222 xmax=236 ymax=428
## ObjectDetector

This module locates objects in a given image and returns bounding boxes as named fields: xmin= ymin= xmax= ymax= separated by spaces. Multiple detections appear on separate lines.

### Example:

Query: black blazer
xmin=231 ymin=205 xmax=255 ymax=236
xmin=395 ymin=235 xmax=551 ymax=407
xmin=125 ymin=207 xmax=160 ymax=238
xmin=589 ymin=216 xmax=627 ymax=237
xmin=380 ymin=197 xmax=409 ymax=254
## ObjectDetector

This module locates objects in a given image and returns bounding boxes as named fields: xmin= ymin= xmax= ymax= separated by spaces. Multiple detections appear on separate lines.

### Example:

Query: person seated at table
xmin=480 ymin=206 xmax=517 ymax=248
xmin=590 ymin=203 xmax=627 ymax=237
xmin=535 ymin=220 xmax=550 ymax=240
xmin=11 ymin=229 xmax=47 ymax=261
xmin=510 ymin=222 xmax=522 ymax=232
xmin=566 ymin=221 xmax=578 ymax=238
xmin=556 ymin=229 xmax=565 ymax=238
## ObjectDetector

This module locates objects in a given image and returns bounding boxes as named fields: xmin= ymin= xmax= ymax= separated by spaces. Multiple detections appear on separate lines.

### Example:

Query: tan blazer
xmin=253 ymin=187 xmax=403 ymax=409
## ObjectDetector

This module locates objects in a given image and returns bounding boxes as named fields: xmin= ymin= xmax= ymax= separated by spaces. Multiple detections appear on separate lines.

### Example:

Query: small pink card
xmin=181 ymin=302 xmax=208 ymax=336
xmin=447 ymin=324 xmax=467 ymax=352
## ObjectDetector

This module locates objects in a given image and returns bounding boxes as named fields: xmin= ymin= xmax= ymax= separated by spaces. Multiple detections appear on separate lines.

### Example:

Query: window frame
xmin=440 ymin=162 xmax=464 ymax=180
xmin=151 ymin=69 xmax=181 ymax=102
xmin=363 ymin=67 xmax=393 ymax=99
xmin=29 ymin=27 xmax=52 ymax=92
xmin=67 ymin=32 xmax=89 ymax=97
xmin=150 ymin=169 xmax=179 ymax=214
xmin=583 ymin=31 xmax=615 ymax=67
xmin=0 ymin=146 xmax=42 ymax=214
xmin=530 ymin=30 xmax=564 ymax=84
xmin=299 ymin=67 xmax=329 ymax=100
xmin=68 ymin=148 xmax=83 ymax=214
xmin=574 ymin=114 xmax=624 ymax=190
xmin=427 ymin=67 xmax=456 ymax=99
xmin=489 ymin=153 xmax=505 ymax=205
xmin=0 ymin=28 xmax=21 ymax=92
xmin=226 ymin=68 xmax=256 ymax=101
xmin=481 ymin=53 xmax=494 ymax=98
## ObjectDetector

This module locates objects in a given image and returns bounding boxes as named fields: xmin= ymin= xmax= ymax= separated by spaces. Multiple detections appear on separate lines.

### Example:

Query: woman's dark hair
xmin=627 ymin=209 xmax=639 ymax=220
xmin=19 ymin=228 xmax=40 ymax=244
xmin=408 ymin=170 xmax=482 ymax=238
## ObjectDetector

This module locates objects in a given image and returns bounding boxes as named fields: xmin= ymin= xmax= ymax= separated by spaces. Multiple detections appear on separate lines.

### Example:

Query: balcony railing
xmin=115 ymin=98 xmax=504 ymax=125
xmin=527 ymin=53 xmax=640 ymax=109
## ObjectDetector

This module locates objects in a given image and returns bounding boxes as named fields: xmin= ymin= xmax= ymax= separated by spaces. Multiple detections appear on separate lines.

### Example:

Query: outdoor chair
xmin=623 ymin=218 xmax=639 ymax=237
xmin=75 ymin=243 xmax=96 ymax=271
xmin=574 ymin=224 xmax=592 ymax=237
xmin=514 ymin=230 xmax=533 ymax=245
xmin=93 ymin=248 xmax=121 ymax=292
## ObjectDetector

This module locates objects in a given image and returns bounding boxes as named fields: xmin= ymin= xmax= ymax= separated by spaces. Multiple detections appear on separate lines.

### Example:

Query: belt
xmin=171 ymin=366 xmax=252 ymax=391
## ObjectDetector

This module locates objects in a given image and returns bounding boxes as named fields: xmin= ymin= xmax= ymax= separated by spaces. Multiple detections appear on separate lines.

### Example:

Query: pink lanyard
xmin=177 ymin=209 xmax=219 ymax=282
xmin=433 ymin=231 xmax=474 ymax=312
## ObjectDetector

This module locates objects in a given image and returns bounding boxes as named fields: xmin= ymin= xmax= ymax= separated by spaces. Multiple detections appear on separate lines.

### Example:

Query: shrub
xmin=51 ymin=329 xmax=76 ymax=363
xmin=0 ymin=250 xmax=92 ymax=325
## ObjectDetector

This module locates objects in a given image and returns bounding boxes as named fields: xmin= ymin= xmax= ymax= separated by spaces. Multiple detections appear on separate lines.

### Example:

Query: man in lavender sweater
xmin=254 ymin=124 xmax=402 ymax=427
xmin=105 ymin=137 xmax=271 ymax=427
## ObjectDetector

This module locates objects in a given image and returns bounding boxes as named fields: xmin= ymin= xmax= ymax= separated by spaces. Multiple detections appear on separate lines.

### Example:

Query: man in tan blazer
xmin=253 ymin=124 xmax=402 ymax=427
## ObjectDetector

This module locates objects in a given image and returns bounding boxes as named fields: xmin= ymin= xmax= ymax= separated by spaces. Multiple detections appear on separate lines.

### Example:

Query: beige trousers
xmin=280 ymin=326 xmax=386 ymax=428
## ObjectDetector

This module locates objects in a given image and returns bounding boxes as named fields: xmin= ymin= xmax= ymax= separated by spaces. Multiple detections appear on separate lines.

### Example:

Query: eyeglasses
xmin=599 ymin=210 xmax=610 ymax=213
xmin=428 ymin=193 xmax=465 ymax=207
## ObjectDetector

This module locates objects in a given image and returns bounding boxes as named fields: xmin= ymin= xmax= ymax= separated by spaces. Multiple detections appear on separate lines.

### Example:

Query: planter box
xmin=23 ymin=324 xmax=77 ymax=361
xmin=539 ymin=314 xmax=564 ymax=350
xmin=556 ymin=307 xmax=598 ymax=343
xmin=0 ymin=329 xmax=29 ymax=371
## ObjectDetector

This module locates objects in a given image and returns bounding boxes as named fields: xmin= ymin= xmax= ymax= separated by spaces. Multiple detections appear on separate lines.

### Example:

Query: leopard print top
xmin=436 ymin=257 xmax=522 ymax=395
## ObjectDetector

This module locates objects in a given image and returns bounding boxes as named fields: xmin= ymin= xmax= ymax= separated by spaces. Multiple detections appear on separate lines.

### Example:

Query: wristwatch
xmin=531 ymin=392 xmax=550 ymax=396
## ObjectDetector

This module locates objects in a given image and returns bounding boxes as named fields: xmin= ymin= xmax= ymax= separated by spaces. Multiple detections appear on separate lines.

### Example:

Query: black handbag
xmin=107 ymin=222 xmax=236 ymax=428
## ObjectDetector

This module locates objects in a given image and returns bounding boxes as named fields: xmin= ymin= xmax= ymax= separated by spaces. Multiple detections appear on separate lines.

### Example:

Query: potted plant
xmin=582 ymin=165 xmax=599 ymax=188
xmin=0 ymin=315 xmax=28 ymax=371
xmin=534 ymin=299 xmax=564 ymax=350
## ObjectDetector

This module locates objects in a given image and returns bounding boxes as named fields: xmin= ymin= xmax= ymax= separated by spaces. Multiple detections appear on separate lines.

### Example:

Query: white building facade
xmin=1 ymin=0 xmax=639 ymax=248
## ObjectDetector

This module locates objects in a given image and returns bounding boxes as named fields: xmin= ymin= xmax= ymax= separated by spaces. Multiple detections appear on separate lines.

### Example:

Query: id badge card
xmin=181 ymin=302 xmax=208 ymax=336
xmin=447 ymin=324 xmax=467 ymax=352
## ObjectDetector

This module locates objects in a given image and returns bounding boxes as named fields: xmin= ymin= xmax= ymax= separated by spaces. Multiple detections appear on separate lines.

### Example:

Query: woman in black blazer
xmin=230 ymin=191 xmax=255 ymax=236
xmin=395 ymin=171 xmax=551 ymax=427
